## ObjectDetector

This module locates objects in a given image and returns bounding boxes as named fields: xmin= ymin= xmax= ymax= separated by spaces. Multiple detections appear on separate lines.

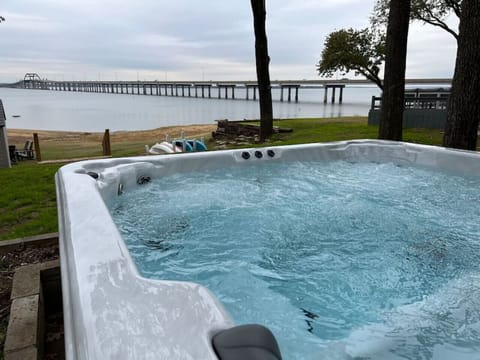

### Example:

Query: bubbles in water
xmin=109 ymin=161 xmax=480 ymax=359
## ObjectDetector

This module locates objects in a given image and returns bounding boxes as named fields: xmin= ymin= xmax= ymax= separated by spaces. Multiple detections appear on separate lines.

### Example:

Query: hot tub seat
xmin=213 ymin=324 xmax=282 ymax=360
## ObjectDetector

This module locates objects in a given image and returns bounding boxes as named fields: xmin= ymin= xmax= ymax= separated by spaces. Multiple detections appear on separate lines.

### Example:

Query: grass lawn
xmin=1 ymin=117 xmax=445 ymax=241
xmin=0 ymin=163 xmax=61 ymax=240
xmin=268 ymin=117 xmax=443 ymax=146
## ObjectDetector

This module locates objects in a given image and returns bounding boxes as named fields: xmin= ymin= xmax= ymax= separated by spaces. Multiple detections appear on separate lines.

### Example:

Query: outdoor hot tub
xmin=56 ymin=140 xmax=480 ymax=359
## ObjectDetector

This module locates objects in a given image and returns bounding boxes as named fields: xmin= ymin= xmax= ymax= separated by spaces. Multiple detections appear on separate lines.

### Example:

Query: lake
xmin=1 ymin=86 xmax=381 ymax=132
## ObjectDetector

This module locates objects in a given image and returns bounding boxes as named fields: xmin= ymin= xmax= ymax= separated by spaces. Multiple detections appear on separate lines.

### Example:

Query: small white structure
xmin=147 ymin=141 xmax=182 ymax=154
xmin=0 ymin=100 xmax=11 ymax=168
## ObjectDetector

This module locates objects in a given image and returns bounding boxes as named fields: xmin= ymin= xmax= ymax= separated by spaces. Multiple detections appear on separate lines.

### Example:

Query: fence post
xmin=102 ymin=129 xmax=111 ymax=156
xmin=33 ymin=133 xmax=42 ymax=162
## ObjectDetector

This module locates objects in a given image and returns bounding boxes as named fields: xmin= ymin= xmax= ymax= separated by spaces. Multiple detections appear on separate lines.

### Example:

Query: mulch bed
xmin=0 ymin=244 xmax=60 ymax=358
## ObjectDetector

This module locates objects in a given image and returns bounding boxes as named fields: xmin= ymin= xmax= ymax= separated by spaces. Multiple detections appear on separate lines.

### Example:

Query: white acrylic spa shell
xmin=55 ymin=140 xmax=480 ymax=359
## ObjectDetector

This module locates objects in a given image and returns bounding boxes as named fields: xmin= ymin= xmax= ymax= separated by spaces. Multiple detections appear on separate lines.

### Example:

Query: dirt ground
xmin=6 ymin=124 xmax=216 ymax=145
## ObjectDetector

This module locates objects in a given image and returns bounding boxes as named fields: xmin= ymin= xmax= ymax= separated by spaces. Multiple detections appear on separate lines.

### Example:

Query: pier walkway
xmin=18 ymin=73 xmax=452 ymax=104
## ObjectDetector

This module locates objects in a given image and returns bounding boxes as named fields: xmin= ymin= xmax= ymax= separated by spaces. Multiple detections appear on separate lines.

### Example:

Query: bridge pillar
xmin=324 ymin=84 xmax=345 ymax=104
xmin=280 ymin=85 xmax=299 ymax=102
xmin=246 ymin=85 xmax=257 ymax=100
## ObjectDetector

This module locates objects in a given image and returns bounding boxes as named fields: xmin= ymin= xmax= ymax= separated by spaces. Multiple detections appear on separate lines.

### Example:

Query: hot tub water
xmin=109 ymin=160 xmax=480 ymax=359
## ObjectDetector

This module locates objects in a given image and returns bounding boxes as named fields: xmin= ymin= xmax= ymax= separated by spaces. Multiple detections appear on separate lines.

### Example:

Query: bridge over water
xmin=19 ymin=73 xmax=452 ymax=104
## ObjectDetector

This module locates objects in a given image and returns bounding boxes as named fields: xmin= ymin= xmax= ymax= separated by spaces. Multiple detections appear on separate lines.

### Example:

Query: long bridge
xmin=17 ymin=73 xmax=452 ymax=104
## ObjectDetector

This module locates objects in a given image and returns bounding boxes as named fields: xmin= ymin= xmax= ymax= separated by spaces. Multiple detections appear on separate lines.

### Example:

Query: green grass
xmin=0 ymin=163 xmax=61 ymax=240
xmin=0 ymin=117 xmax=446 ymax=241
xmin=270 ymin=117 xmax=380 ymax=145
xmin=220 ymin=117 xmax=444 ymax=147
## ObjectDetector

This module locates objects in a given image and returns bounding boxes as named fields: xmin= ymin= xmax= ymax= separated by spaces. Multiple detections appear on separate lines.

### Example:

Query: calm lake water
xmin=1 ymin=86 xmax=381 ymax=132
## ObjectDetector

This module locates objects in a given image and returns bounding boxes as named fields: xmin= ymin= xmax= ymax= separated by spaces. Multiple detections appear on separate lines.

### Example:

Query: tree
xmin=0 ymin=16 xmax=5 ymax=22
xmin=442 ymin=0 xmax=480 ymax=150
xmin=317 ymin=28 xmax=385 ymax=90
xmin=374 ymin=0 xmax=480 ymax=150
xmin=378 ymin=0 xmax=411 ymax=141
xmin=372 ymin=0 xmax=460 ymax=40
xmin=250 ymin=0 xmax=274 ymax=142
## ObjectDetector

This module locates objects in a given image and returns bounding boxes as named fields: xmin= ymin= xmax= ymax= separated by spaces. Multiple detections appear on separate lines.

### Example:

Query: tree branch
xmin=414 ymin=0 xmax=458 ymax=41
xmin=416 ymin=9 xmax=459 ymax=41
xmin=444 ymin=0 xmax=461 ymax=17
xmin=354 ymin=66 xmax=384 ymax=90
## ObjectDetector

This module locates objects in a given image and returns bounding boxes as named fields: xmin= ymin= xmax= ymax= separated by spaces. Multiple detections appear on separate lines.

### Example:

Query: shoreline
xmin=6 ymin=124 xmax=217 ymax=145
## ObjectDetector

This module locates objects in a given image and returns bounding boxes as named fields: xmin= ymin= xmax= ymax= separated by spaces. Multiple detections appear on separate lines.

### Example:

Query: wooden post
xmin=331 ymin=87 xmax=336 ymax=103
xmin=339 ymin=87 xmax=344 ymax=104
xmin=295 ymin=86 xmax=299 ymax=103
xmin=102 ymin=129 xmax=111 ymax=156
xmin=288 ymin=87 xmax=292 ymax=102
xmin=33 ymin=133 xmax=42 ymax=162
xmin=324 ymin=86 xmax=328 ymax=103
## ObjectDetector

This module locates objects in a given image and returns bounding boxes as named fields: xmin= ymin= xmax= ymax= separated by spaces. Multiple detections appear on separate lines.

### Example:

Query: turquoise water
xmin=109 ymin=161 xmax=480 ymax=359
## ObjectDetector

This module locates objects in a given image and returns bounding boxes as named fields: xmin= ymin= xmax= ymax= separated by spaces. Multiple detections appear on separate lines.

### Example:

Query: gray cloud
xmin=0 ymin=0 xmax=457 ymax=83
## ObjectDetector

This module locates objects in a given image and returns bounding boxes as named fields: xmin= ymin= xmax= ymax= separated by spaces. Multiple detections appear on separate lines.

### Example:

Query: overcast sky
xmin=0 ymin=0 xmax=458 ymax=83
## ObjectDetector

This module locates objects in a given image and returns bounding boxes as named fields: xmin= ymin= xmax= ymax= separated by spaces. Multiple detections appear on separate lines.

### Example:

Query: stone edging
xmin=4 ymin=260 xmax=60 ymax=360
xmin=0 ymin=233 xmax=59 ymax=255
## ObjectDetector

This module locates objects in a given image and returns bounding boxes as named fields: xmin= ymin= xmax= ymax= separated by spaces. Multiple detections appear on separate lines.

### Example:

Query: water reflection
xmin=0 ymin=86 xmax=378 ymax=132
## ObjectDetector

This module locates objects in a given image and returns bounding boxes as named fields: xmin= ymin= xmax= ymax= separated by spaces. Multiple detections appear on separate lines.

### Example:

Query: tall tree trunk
xmin=250 ymin=0 xmax=273 ymax=142
xmin=378 ymin=0 xmax=411 ymax=141
xmin=443 ymin=0 xmax=480 ymax=150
